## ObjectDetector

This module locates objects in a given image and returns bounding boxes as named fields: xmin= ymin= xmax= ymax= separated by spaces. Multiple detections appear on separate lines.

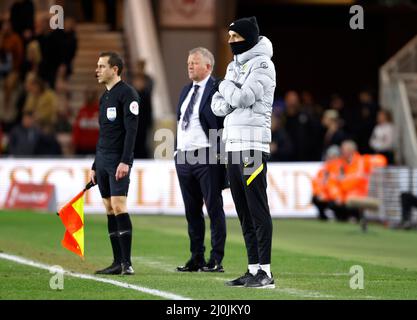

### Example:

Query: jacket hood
xmin=235 ymin=36 xmax=273 ymax=64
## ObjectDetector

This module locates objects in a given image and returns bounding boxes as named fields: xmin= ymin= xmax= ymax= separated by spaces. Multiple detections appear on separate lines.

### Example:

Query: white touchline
xmin=0 ymin=253 xmax=191 ymax=300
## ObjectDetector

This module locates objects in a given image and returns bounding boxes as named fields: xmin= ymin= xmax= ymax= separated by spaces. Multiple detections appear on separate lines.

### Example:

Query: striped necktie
xmin=181 ymin=84 xmax=200 ymax=130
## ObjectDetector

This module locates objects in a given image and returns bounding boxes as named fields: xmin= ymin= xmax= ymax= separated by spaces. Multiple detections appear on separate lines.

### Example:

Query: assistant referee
xmin=90 ymin=52 xmax=140 ymax=275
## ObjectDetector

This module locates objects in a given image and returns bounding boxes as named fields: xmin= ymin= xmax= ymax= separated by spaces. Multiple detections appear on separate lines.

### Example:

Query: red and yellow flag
xmin=58 ymin=190 xmax=85 ymax=258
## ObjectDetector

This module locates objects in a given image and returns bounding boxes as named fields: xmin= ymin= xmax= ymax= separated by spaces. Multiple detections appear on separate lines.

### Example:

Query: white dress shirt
xmin=369 ymin=122 xmax=395 ymax=152
xmin=177 ymin=74 xmax=212 ymax=151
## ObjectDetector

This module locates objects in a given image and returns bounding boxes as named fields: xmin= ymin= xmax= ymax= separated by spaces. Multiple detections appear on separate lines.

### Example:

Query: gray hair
xmin=189 ymin=47 xmax=215 ymax=69
xmin=325 ymin=145 xmax=340 ymax=159
xmin=341 ymin=140 xmax=358 ymax=152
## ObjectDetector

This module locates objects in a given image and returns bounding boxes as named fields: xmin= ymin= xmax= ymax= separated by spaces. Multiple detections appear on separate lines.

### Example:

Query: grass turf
xmin=0 ymin=210 xmax=417 ymax=300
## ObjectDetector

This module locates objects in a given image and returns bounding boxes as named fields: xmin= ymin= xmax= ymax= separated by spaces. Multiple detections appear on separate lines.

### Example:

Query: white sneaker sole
xmin=245 ymin=283 xmax=276 ymax=289
xmin=255 ymin=284 xmax=275 ymax=289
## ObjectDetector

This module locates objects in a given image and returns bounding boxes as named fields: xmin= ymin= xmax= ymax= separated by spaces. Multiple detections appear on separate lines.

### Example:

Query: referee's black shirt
xmin=93 ymin=80 xmax=140 ymax=169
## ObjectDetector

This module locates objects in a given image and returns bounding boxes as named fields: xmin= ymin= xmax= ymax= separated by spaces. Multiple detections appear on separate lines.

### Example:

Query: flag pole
xmin=56 ymin=181 xmax=96 ymax=216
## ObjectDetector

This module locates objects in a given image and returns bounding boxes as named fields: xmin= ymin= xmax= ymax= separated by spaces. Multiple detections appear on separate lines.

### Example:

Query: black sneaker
xmin=95 ymin=262 xmax=122 ymax=275
xmin=176 ymin=259 xmax=205 ymax=272
xmin=245 ymin=269 xmax=275 ymax=288
xmin=121 ymin=263 xmax=135 ymax=275
xmin=202 ymin=259 xmax=224 ymax=273
xmin=225 ymin=270 xmax=254 ymax=287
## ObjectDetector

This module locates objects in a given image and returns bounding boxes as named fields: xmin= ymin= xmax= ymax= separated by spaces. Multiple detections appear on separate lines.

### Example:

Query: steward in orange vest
xmin=311 ymin=145 xmax=343 ymax=220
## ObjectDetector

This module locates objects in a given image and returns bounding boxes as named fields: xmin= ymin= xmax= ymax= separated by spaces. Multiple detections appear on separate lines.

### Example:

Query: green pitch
xmin=1 ymin=210 xmax=417 ymax=300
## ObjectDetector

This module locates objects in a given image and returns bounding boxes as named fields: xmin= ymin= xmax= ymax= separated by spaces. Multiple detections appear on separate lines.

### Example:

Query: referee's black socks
xmin=107 ymin=214 xmax=122 ymax=264
xmin=115 ymin=213 xmax=133 ymax=265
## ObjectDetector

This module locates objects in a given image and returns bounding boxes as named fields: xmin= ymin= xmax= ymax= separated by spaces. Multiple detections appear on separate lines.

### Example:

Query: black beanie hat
xmin=228 ymin=16 xmax=260 ymax=48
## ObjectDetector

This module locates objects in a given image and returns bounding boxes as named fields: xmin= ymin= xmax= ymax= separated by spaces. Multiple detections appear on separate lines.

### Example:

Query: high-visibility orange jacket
xmin=312 ymin=158 xmax=343 ymax=201
xmin=363 ymin=154 xmax=387 ymax=174
xmin=312 ymin=167 xmax=328 ymax=200
xmin=339 ymin=152 xmax=369 ymax=202
xmin=313 ymin=153 xmax=387 ymax=204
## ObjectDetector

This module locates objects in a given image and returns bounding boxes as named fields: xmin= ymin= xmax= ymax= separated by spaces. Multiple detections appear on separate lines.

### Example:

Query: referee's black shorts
xmin=95 ymin=151 xmax=131 ymax=198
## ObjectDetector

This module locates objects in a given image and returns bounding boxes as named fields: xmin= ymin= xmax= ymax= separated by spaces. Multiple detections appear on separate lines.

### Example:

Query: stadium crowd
xmin=270 ymin=90 xmax=395 ymax=164
xmin=0 ymin=1 xmax=153 ymax=158
xmin=0 ymin=1 xmax=77 ymax=156
xmin=0 ymin=2 xmax=396 ymax=163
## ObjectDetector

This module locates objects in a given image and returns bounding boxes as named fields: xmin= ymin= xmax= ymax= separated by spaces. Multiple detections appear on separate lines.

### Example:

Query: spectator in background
xmin=270 ymin=112 xmax=293 ymax=161
xmin=356 ymin=90 xmax=379 ymax=154
xmin=72 ymin=88 xmax=100 ymax=155
xmin=132 ymin=59 xmax=153 ymax=159
xmin=35 ymin=14 xmax=64 ymax=88
xmin=23 ymin=73 xmax=58 ymax=131
xmin=105 ymin=0 xmax=117 ymax=30
xmin=320 ymin=109 xmax=348 ymax=159
xmin=55 ymin=64 xmax=69 ymax=93
xmin=54 ymin=64 xmax=73 ymax=156
xmin=300 ymin=90 xmax=323 ymax=160
xmin=35 ymin=124 xmax=62 ymax=156
xmin=369 ymin=109 xmax=395 ymax=164
xmin=359 ymin=90 xmax=378 ymax=124
xmin=54 ymin=74 xmax=74 ymax=156
xmin=328 ymin=94 xmax=351 ymax=134
xmin=301 ymin=90 xmax=323 ymax=122
xmin=34 ymin=14 xmax=53 ymax=85
xmin=10 ymin=0 xmax=34 ymax=41
xmin=20 ymin=39 xmax=41 ymax=81
xmin=62 ymin=18 xmax=78 ymax=78
xmin=282 ymin=90 xmax=318 ymax=161
xmin=8 ymin=110 xmax=41 ymax=156
xmin=0 ymin=19 xmax=24 ymax=125
xmin=54 ymin=64 xmax=72 ymax=133
xmin=12 ymin=61 xmax=38 ymax=130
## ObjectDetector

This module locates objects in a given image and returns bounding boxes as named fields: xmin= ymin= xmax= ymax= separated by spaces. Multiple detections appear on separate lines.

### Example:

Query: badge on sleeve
xmin=106 ymin=107 xmax=117 ymax=121
xmin=129 ymin=101 xmax=139 ymax=115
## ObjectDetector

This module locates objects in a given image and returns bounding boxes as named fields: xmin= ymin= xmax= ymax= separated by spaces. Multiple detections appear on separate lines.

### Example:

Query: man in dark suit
xmin=175 ymin=47 xmax=226 ymax=273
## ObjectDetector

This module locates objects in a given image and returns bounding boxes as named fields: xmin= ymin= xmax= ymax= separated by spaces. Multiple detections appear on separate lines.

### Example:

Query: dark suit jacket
xmin=175 ymin=76 xmax=228 ymax=189
xmin=176 ymin=76 xmax=224 ymax=153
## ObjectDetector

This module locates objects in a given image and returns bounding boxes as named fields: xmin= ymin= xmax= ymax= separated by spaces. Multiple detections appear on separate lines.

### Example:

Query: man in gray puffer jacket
xmin=211 ymin=16 xmax=276 ymax=288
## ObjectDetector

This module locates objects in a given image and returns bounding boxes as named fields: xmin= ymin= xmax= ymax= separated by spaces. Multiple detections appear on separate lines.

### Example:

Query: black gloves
xmin=231 ymin=80 xmax=242 ymax=89
xmin=212 ymin=79 xmax=243 ymax=95
xmin=212 ymin=78 xmax=223 ymax=93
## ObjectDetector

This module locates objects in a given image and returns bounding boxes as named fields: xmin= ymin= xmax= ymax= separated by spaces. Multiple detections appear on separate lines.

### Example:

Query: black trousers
xmin=175 ymin=149 xmax=226 ymax=264
xmin=327 ymin=201 xmax=361 ymax=222
xmin=400 ymin=192 xmax=417 ymax=223
xmin=227 ymin=151 xmax=272 ymax=265
xmin=312 ymin=196 xmax=329 ymax=219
